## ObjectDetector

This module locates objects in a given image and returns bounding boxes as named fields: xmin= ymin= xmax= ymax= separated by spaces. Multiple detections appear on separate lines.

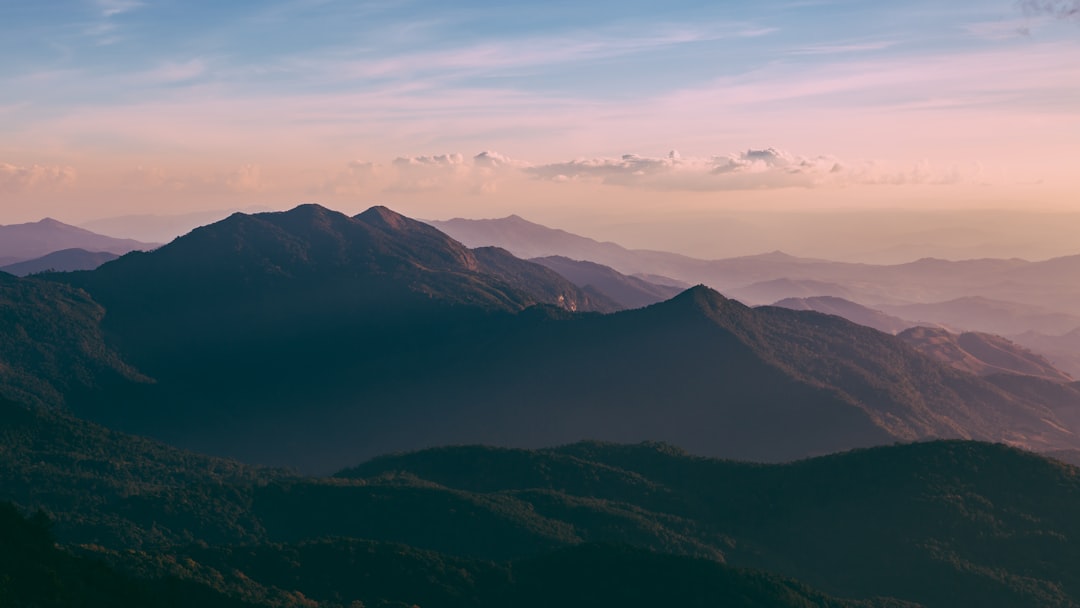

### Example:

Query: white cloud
xmin=96 ymin=0 xmax=144 ymax=17
xmin=0 ymin=163 xmax=76 ymax=193
xmin=523 ymin=149 xmax=965 ymax=191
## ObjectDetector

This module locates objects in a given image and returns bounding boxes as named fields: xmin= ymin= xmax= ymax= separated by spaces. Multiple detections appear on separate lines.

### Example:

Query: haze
xmin=2 ymin=0 xmax=1078 ymax=261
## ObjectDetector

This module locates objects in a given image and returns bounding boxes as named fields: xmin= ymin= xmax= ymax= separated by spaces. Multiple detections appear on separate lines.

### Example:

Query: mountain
xmin=44 ymin=243 xmax=1080 ymax=473
xmin=0 ymin=218 xmax=156 ymax=262
xmin=879 ymin=296 xmax=1080 ymax=336
xmin=1011 ymin=328 xmax=1080 ymax=379
xmin=530 ymin=255 xmax=682 ymax=309
xmin=432 ymin=215 xmax=1080 ymax=323
xmin=0 ymin=248 xmax=119 ymax=276
xmin=772 ymin=296 xmax=914 ymax=334
xmin=898 ymin=326 xmax=1073 ymax=382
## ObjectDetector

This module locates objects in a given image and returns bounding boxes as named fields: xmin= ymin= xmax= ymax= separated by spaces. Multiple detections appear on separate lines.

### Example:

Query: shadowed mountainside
xmin=22 ymin=205 xmax=1080 ymax=473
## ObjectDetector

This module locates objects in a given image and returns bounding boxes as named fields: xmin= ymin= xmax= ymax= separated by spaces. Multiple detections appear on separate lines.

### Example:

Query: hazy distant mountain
xmin=428 ymin=214 xmax=640 ymax=265
xmin=728 ymin=278 xmax=858 ymax=306
xmin=530 ymin=255 xmax=682 ymax=309
xmin=879 ymin=296 xmax=1080 ymax=336
xmin=433 ymin=215 xmax=1080 ymax=324
xmin=0 ymin=218 xmax=156 ymax=262
xmin=1010 ymin=328 xmax=1080 ymax=379
xmin=0 ymin=248 xmax=119 ymax=276
xmin=772 ymin=296 xmax=914 ymax=334
xmin=898 ymin=326 xmax=1073 ymax=382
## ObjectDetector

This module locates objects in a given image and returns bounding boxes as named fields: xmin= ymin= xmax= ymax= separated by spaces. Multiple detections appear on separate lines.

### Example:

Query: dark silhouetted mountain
xmin=772 ymin=296 xmax=914 ymax=334
xmin=31 ymin=204 xmax=1080 ymax=472
xmin=0 ymin=272 xmax=146 ymax=408
xmin=898 ymin=326 xmax=1073 ymax=382
xmin=0 ymin=248 xmax=119 ymax=276
xmin=0 ymin=217 xmax=155 ymax=262
xmin=530 ymin=255 xmax=682 ymax=309
xmin=43 ymin=227 xmax=1080 ymax=472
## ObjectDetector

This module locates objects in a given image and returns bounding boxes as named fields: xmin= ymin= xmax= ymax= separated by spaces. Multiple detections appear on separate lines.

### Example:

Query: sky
xmin=1 ymin=0 xmax=1078 ymax=257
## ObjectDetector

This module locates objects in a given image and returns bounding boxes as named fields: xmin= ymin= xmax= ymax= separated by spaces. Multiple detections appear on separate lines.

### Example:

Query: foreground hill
xmin=27 ymin=205 xmax=1080 ymax=472
xmin=4 ymin=408 xmax=1077 ymax=608
xmin=0 ymin=217 xmax=155 ymax=263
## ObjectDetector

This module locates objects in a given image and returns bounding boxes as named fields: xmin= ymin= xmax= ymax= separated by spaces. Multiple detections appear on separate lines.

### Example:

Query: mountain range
xmin=0 ymin=204 xmax=1069 ymax=474
xmin=431 ymin=214 xmax=1080 ymax=325
xmin=8 ymin=203 xmax=1080 ymax=605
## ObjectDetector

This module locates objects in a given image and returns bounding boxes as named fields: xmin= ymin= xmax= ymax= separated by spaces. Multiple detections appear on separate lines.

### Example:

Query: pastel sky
xmin=1 ymin=0 xmax=1078 ymax=248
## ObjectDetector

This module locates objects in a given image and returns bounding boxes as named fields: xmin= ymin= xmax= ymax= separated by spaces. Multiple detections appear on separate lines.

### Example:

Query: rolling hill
xmin=0 ymin=248 xmax=120 ymax=276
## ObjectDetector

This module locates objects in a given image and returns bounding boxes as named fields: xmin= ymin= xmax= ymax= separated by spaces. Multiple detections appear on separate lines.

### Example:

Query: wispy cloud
xmin=1020 ymin=0 xmax=1080 ymax=22
xmin=788 ymin=41 xmax=896 ymax=55
xmin=96 ymin=0 xmax=144 ymax=18
xmin=306 ymin=21 xmax=775 ymax=82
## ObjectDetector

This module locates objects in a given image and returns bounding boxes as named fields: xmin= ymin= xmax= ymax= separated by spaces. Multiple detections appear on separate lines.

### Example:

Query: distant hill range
xmin=0 ymin=204 xmax=1067 ymax=474
xmin=0 ymin=218 xmax=156 ymax=264
xmin=431 ymin=215 xmax=1080 ymax=324
xmin=0 ymin=248 xmax=120 ymax=276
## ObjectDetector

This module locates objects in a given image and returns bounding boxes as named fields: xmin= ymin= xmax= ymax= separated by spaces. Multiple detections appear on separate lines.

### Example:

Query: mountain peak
xmin=355 ymin=205 xmax=412 ymax=231
xmin=664 ymin=284 xmax=735 ymax=315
